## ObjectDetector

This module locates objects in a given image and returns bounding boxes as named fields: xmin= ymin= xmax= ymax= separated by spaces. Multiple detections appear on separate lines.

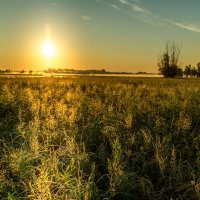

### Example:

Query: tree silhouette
xmin=191 ymin=67 xmax=197 ymax=77
xmin=184 ymin=65 xmax=192 ymax=77
xmin=197 ymin=63 xmax=200 ymax=77
xmin=158 ymin=41 xmax=183 ymax=77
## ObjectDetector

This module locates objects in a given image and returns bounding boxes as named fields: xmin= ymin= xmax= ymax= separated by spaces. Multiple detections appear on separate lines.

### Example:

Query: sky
xmin=0 ymin=0 xmax=200 ymax=72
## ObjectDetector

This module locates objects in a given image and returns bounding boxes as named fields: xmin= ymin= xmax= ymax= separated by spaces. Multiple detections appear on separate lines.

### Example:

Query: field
xmin=0 ymin=76 xmax=200 ymax=199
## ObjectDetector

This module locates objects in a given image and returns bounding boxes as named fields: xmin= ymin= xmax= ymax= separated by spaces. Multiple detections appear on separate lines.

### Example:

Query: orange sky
xmin=1 ymin=0 xmax=200 ymax=72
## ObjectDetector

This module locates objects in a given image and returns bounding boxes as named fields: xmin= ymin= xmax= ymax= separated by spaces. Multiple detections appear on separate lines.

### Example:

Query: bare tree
xmin=158 ymin=41 xmax=183 ymax=77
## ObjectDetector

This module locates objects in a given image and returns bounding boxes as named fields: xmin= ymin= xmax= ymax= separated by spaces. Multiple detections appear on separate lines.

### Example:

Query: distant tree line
xmin=184 ymin=63 xmax=200 ymax=77
xmin=0 ymin=69 xmax=11 ymax=73
xmin=44 ymin=68 xmax=135 ymax=75
xmin=44 ymin=68 xmax=107 ymax=74
xmin=0 ymin=69 xmax=34 ymax=74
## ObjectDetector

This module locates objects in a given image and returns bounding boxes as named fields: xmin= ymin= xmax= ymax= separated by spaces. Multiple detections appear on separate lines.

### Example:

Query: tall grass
xmin=0 ymin=77 xmax=200 ymax=199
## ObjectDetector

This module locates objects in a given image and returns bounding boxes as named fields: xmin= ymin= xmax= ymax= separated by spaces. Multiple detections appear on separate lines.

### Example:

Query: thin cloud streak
xmin=119 ymin=0 xmax=149 ymax=15
xmin=173 ymin=21 xmax=200 ymax=33
xmin=110 ymin=4 xmax=121 ymax=10
xmin=118 ymin=0 xmax=163 ymax=26
xmin=81 ymin=16 xmax=91 ymax=21
xmin=99 ymin=0 xmax=163 ymax=26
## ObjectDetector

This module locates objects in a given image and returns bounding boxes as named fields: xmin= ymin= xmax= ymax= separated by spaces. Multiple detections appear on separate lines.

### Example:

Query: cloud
xmin=110 ymin=4 xmax=121 ymax=10
xmin=170 ymin=21 xmax=200 ymax=33
xmin=119 ymin=0 xmax=128 ymax=5
xmin=98 ymin=0 xmax=200 ymax=33
xmin=118 ymin=0 xmax=163 ymax=26
xmin=119 ymin=0 xmax=149 ymax=15
xmin=81 ymin=16 xmax=91 ymax=21
xmin=98 ymin=0 xmax=163 ymax=26
xmin=51 ymin=2 xmax=57 ymax=6
xmin=132 ymin=5 xmax=147 ymax=14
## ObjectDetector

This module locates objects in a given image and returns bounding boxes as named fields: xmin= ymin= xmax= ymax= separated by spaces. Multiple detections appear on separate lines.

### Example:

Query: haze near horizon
xmin=0 ymin=0 xmax=200 ymax=72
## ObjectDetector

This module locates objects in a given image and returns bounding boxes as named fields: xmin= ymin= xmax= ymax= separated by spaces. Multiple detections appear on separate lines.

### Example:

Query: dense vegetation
xmin=184 ymin=63 xmax=200 ymax=78
xmin=0 ymin=77 xmax=200 ymax=199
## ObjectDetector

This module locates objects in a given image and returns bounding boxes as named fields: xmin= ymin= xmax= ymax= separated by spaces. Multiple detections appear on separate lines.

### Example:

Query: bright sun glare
xmin=42 ymin=42 xmax=56 ymax=59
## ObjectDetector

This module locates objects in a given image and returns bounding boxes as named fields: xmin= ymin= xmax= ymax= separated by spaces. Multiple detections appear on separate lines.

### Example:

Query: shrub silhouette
xmin=158 ymin=41 xmax=183 ymax=77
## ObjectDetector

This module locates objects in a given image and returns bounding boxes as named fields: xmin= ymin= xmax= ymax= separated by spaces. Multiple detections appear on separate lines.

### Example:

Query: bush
xmin=158 ymin=41 xmax=183 ymax=78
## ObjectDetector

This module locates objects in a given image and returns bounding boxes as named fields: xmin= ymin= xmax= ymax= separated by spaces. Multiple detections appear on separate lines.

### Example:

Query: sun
xmin=42 ymin=42 xmax=56 ymax=59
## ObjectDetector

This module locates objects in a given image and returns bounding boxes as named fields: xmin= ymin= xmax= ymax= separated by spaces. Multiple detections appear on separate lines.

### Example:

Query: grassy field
xmin=0 ymin=77 xmax=200 ymax=199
